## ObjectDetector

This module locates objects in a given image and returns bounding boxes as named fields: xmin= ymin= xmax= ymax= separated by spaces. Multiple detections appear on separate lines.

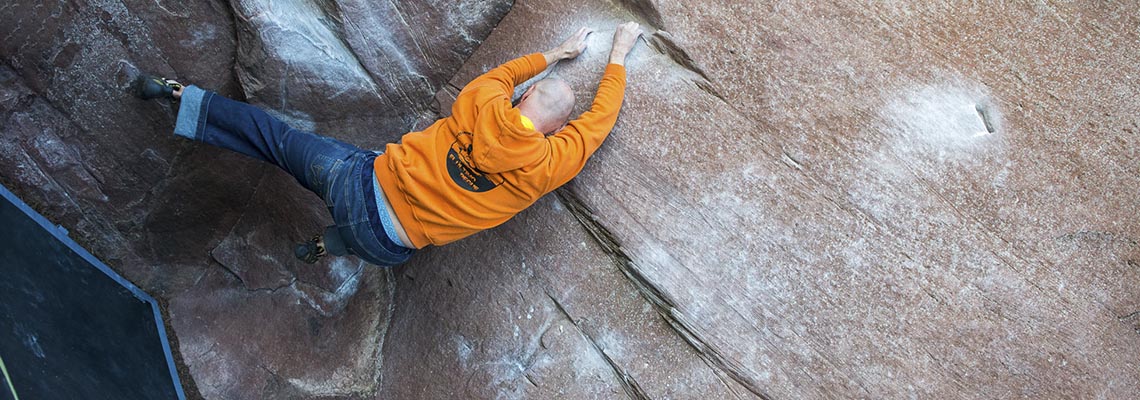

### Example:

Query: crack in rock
xmin=614 ymin=0 xmax=666 ymax=30
xmin=647 ymin=31 xmax=711 ymax=83
xmin=555 ymin=189 xmax=773 ymax=400
xmin=544 ymin=291 xmax=649 ymax=400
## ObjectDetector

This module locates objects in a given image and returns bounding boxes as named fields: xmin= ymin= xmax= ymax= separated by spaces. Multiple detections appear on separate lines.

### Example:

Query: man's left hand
xmin=543 ymin=27 xmax=593 ymax=64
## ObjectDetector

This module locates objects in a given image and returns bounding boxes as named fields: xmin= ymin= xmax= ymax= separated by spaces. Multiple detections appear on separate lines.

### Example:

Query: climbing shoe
xmin=294 ymin=235 xmax=327 ymax=264
xmin=131 ymin=74 xmax=183 ymax=100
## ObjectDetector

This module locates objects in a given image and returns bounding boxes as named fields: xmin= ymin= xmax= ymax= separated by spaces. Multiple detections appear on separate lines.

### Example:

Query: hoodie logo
xmin=447 ymin=132 xmax=501 ymax=192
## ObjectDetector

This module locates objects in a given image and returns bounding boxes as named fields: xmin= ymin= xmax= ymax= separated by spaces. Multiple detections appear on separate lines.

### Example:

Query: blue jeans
xmin=174 ymin=86 xmax=414 ymax=266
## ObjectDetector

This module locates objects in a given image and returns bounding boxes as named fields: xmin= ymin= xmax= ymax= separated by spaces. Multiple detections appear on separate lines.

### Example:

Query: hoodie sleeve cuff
xmin=604 ymin=63 xmax=627 ymax=77
xmin=526 ymin=52 xmax=548 ymax=75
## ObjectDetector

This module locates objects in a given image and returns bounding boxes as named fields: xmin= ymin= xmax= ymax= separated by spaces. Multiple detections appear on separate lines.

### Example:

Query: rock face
xmin=1 ymin=0 xmax=509 ymax=398
xmin=3 ymin=0 xmax=1139 ymax=399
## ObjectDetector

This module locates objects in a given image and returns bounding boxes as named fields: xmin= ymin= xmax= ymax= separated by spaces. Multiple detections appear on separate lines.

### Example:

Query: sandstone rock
xmin=381 ymin=196 xmax=748 ymax=398
xmin=170 ymin=263 xmax=393 ymax=399
xmin=391 ymin=0 xmax=1140 ymax=398
xmin=228 ymin=0 xmax=511 ymax=145
xmin=3 ymin=0 xmax=1138 ymax=398
xmin=0 ymin=0 xmax=247 ymax=293
xmin=1 ymin=0 xmax=511 ymax=398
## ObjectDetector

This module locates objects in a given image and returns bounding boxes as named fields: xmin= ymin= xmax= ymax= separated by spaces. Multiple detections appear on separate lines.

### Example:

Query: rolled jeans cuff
xmin=174 ymin=85 xmax=209 ymax=140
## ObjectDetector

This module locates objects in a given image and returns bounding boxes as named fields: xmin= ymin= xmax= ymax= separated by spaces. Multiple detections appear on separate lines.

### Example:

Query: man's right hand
xmin=609 ymin=22 xmax=644 ymax=66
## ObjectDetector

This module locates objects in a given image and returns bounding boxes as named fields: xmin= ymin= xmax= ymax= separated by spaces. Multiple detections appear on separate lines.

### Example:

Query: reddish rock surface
xmin=2 ymin=0 xmax=1138 ymax=398
xmin=1 ymin=0 xmax=509 ymax=398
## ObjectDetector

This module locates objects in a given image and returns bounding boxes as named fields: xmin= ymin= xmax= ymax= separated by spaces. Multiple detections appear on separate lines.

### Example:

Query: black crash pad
xmin=0 ymin=184 xmax=184 ymax=399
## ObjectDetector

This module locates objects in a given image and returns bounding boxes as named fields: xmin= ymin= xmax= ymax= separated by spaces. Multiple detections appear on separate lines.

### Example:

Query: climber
xmin=132 ymin=22 xmax=643 ymax=266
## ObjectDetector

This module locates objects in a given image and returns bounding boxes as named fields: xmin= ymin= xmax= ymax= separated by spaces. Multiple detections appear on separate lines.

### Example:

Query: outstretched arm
xmin=543 ymin=27 xmax=592 ymax=65
xmin=462 ymin=28 xmax=594 ymax=97
xmin=545 ymin=22 xmax=644 ymax=191
xmin=606 ymin=22 xmax=641 ymax=66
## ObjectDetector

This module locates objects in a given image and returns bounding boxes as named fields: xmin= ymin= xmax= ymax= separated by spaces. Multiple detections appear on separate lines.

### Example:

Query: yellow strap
xmin=519 ymin=114 xmax=535 ymax=130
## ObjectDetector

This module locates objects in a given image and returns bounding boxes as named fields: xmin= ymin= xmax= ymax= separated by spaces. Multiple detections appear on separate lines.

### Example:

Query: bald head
xmin=517 ymin=78 xmax=575 ymax=135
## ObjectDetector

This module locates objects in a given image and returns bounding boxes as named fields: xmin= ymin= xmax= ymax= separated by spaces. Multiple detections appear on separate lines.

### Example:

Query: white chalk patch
xmin=883 ymin=83 xmax=1001 ymax=149
xmin=884 ymin=86 xmax=994 ymax=144
xmin=595 ymin=330 xmax=626 ymax=360
xmin=24 ymin=334 xmax=45 ymax=359
xmin=327 ymin=257 xmax=361 ymax=287
xmin=181 ymin=24 xmax=219 ymax=47
xmin=455 ymin=335 xmax=474 ymax=367
xmin=870 ymin=80 xmax=1007 ymax=182
xmin=291 ymin=259 xmax=365 ymax=316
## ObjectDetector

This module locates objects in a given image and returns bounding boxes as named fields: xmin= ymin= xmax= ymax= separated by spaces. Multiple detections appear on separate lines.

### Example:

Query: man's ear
xmin=519 ymin=85 xmax=535 ymax=103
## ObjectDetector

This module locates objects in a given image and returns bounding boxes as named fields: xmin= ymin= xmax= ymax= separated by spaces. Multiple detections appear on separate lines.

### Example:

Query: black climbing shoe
xmin=131 ymin=74 xmax=182 ymax=100
xmin=294 ymin=235 xmax=327 ymax=264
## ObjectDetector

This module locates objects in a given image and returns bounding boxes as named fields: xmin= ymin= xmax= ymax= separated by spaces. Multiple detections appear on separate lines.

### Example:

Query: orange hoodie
xmin=373 ymin=53 xmax=628 ymax=248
